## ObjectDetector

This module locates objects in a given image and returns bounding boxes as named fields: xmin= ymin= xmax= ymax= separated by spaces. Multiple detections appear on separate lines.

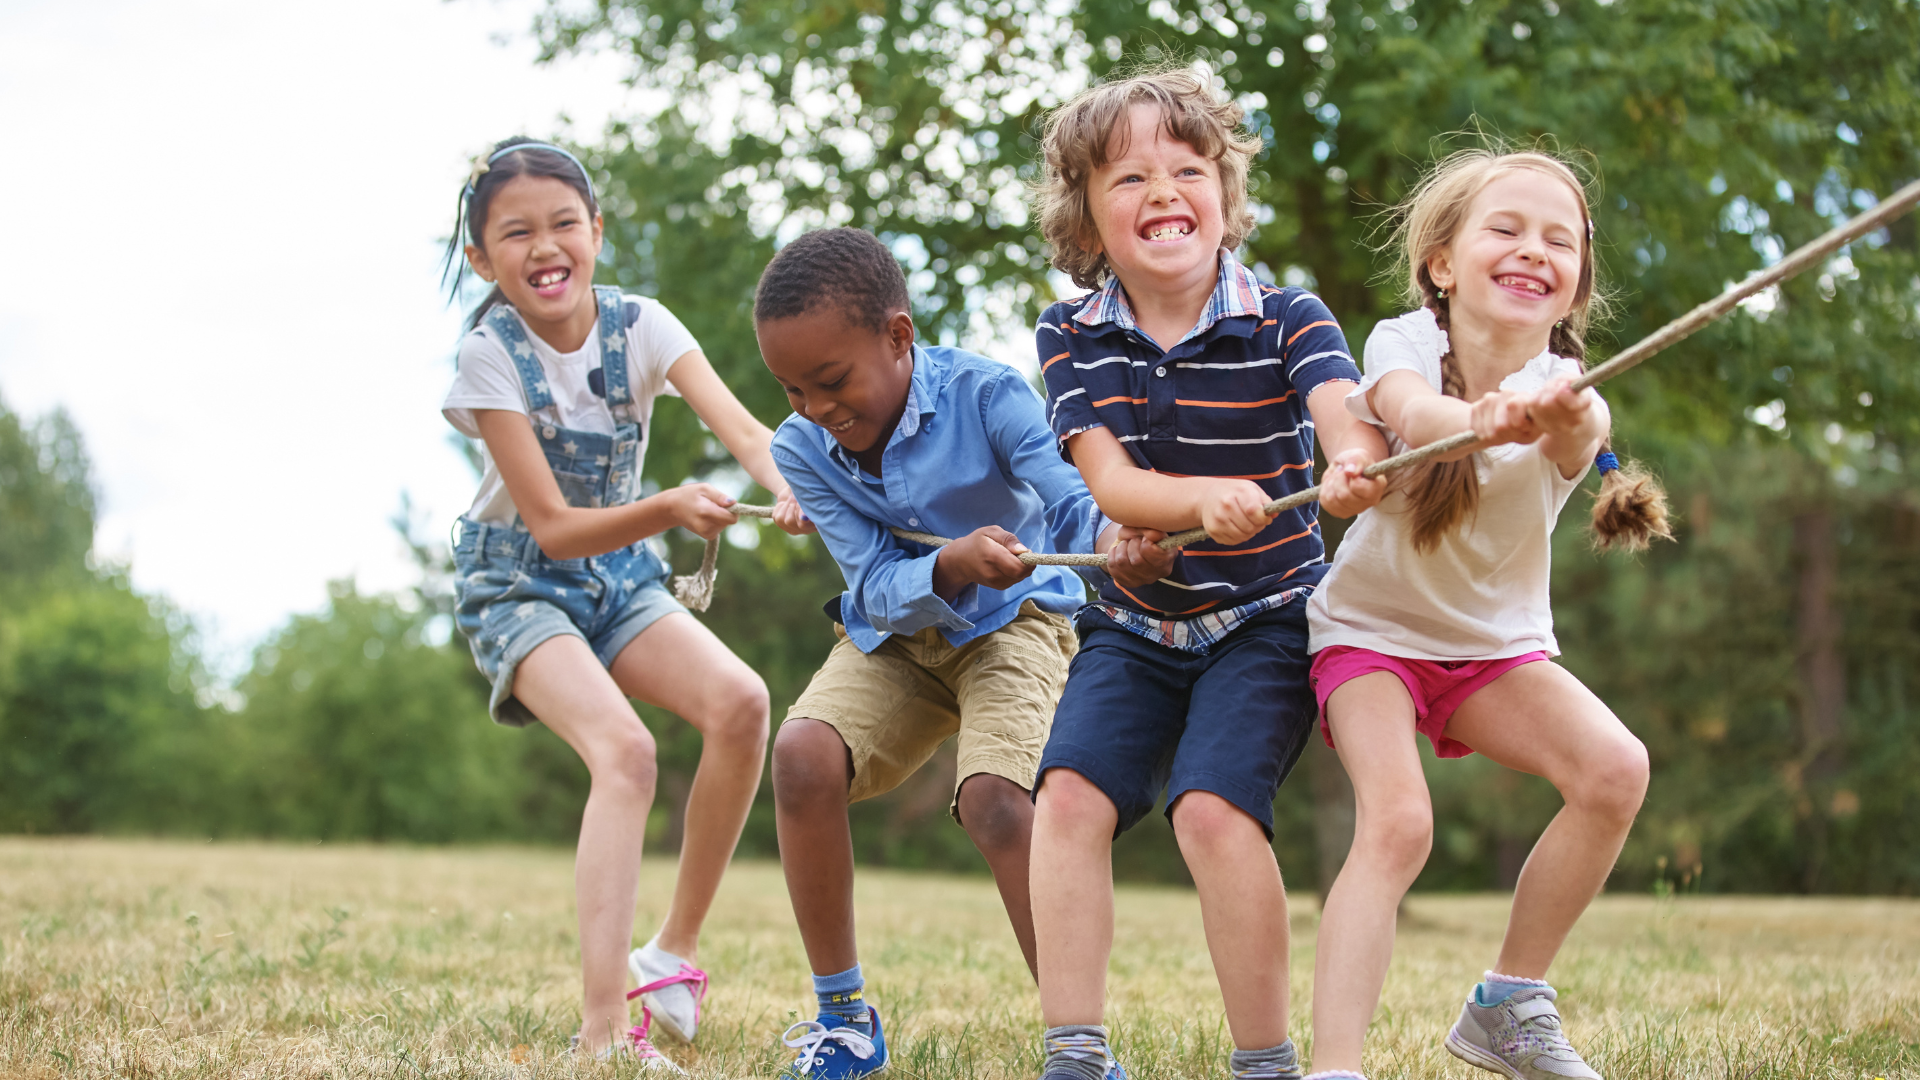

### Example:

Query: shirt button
xmin=1155 ymin=366 xmax=1167 ymax=377
xmin=909 ymin=518 xmax=919 ymax=526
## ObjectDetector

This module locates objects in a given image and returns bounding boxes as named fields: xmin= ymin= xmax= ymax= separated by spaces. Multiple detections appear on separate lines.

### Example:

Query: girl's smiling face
xmin=1429 ymin=169 xmax=1586 ymax=337
xmin=1087 ymin=104 xmax=1227 ymax=294
xmin=465 ymin=174 xmax=603 ymax=345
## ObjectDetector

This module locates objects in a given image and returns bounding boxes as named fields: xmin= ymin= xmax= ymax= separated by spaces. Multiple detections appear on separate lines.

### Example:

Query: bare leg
xmin=1309 ymin=673 xmax=1432 ymax=1074
xmin=609 ymin=612 xmax=770 ymax=960
xmin=1031 ymin=768 xmax=1118 ymax=1026
xmin=1170 ymin=791 xmax=1292 ymax=1050
xmin=511 ymin=635 xmax=659 ymax=1054
xmin=955 ymin=773 xmax=1040 ymax=978
xmin=1444 ymin=662 xmax=1650 ymax=978
xmin=771 ymin=718 xmax=859 ymax=975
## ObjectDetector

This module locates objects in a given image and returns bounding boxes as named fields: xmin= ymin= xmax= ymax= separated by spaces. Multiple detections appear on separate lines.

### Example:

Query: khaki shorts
xmin=786 ymin=603 xmax=1077 ymax=818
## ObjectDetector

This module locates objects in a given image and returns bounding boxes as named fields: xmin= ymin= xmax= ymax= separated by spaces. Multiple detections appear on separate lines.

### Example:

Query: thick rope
xmin=667 ymin=179 xmax=1920 ymax=608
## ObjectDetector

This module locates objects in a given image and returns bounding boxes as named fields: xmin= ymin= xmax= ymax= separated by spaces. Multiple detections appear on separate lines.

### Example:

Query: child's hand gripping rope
xmin=667 ymin=179 xmax=1920 ymax=611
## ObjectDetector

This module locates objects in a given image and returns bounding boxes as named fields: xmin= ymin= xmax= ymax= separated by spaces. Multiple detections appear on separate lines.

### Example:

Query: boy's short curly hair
xmin=753 ymin=227 xmax=910 ymax=334
xmin=1033 ymin=67 xmax=1264 ymax=290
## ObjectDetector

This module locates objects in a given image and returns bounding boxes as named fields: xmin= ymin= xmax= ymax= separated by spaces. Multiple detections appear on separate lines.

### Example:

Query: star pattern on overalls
xmin=563 ymin=440 xmax=580 ymax=456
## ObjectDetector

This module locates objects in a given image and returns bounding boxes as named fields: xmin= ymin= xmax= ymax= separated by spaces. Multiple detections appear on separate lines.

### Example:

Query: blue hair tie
xmin=1595 ymin=451 xmax=1620 ymax=474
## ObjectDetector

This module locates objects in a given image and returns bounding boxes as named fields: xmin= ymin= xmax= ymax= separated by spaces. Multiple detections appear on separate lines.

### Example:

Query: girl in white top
xmin=1301 ymin=150 xmax=1670 ymax=1080
xmin=440 ymin=139 xmax=810 ymax=1066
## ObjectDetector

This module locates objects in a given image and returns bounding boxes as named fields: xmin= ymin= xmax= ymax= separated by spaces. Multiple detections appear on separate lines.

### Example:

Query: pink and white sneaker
xmin=569 ymin=1014 xmax=685 ymax=1073
xmin=628 ymin=938 xmax=710 ymax=1043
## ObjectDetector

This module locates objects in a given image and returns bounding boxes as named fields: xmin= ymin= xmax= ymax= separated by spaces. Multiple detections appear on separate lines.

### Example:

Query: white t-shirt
xmin=1307 ymin=308 xmax=1595 ymax=660
xmin=441 ymin=295 xmax=700 ymax=525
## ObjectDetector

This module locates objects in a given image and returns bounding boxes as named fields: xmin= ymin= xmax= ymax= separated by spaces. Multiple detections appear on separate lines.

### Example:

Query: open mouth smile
xmin=1140 ymin=217 xmax=1195 ymax=243
xmin=1494 ymin=273 xmax=1551 ymax=296
xmin=825 ymin=417 xmax=858 ymax=435
xmin=529 ymin=267 xmax=571 ymax=296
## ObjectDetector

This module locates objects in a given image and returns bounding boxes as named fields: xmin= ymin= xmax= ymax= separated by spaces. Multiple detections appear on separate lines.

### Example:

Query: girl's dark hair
xmin=1390 ymin=148 xmax=1671 ymax=553
xmin=440 ymin=137 xmax=599 ymax=332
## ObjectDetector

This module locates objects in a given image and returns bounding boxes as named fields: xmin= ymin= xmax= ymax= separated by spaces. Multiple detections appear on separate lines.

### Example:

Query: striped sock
xmin=1230 ymin=1038 xmax=1301 ymax=1079
xmin=1042 ymin=1024 xmax=1111 ymax=1080
xmin=812 ymin=963 xmax=870 ymax=1032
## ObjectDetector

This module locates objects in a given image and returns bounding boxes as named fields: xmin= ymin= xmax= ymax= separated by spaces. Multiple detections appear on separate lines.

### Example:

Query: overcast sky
xmin=0 ymin=0 xmax=641 ymax=669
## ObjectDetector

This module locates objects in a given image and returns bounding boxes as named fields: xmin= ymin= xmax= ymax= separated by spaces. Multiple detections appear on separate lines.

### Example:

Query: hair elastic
xmin=1595 ymin=451 xmax=1620 ymax=474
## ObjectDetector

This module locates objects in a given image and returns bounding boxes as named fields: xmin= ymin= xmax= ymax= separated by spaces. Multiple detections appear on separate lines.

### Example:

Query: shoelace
xmin=782 ymin=1019 xmax=877 ymax=1076
xmin=628 ymin=962 xmax=710 ymax=1029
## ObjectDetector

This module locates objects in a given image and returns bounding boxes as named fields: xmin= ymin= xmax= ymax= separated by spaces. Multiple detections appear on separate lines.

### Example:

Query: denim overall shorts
xmin=453 ymin=286 xmax=688 ymax=726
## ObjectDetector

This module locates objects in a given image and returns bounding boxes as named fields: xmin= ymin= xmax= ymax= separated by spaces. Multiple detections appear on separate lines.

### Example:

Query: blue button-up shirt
xmin=771 ymin=344 xmax=1106 ymax=653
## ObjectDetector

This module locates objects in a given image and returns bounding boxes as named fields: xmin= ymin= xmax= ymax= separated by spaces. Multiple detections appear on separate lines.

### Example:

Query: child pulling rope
xmin=672 ymin=179 xmax=1920 ymax=610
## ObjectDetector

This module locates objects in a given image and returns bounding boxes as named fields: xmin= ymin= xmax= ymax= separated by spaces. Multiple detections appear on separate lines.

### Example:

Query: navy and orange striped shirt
xmin=1037 ymin=252 xmax=1360 ymax=650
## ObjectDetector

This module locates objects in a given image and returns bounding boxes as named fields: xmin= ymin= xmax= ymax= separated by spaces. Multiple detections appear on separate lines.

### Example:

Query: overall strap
xmin=594 ymin=285 xmax=635 ymax=420
xmin=481 ymin=303 xmax=556 ymax=413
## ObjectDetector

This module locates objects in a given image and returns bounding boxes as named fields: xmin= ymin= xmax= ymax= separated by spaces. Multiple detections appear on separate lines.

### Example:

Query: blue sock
xmin=1474 ymin=970 xmax=1549 ymax=1006
xmin=813 ymin=963 xmax=870 ymax=1031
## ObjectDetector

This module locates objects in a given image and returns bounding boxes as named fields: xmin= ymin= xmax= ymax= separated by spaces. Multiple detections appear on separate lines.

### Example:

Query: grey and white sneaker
xmin=1445 ymin=985 xmax=1601 ymax=1080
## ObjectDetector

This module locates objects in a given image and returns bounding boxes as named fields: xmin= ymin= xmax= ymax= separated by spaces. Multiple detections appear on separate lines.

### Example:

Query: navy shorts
xmin=1036 ymin=600 xmax=1315 ymax=838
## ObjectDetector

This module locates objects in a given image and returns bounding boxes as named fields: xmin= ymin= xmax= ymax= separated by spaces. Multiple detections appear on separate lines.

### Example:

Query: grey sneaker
xmin=1444 ymin=985 xmax=1601 ymax=1080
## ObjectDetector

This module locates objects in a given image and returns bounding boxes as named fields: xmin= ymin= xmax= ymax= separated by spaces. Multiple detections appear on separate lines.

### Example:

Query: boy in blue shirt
xmin=756 ymin=227 xmax=1169 ymax=1079
xmin=1025 ymin=72 xmax=1388 ymax=1080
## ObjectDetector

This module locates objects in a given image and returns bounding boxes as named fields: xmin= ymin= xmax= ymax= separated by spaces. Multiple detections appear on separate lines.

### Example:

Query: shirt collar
xmin=1071 ymin=250 xmax=1263 ymax=345
xmin=822 ymin=344 xmax=940 ymax=475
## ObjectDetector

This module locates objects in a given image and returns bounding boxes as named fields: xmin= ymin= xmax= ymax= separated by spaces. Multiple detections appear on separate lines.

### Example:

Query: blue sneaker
xmin=780 ymin=1006 xmax=886 ymax=1078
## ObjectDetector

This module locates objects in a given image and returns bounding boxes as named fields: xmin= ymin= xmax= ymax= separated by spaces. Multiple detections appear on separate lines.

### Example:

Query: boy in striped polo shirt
xmin=1025 ymin=71 xmax=1389 ymax=1080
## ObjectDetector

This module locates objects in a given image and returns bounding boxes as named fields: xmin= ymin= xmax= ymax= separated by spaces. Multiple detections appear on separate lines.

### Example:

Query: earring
xmin=1436 ymin=286 xmax=1448 ymax=299
xmin=1555 ymin=317 xmax=1565 ymax=328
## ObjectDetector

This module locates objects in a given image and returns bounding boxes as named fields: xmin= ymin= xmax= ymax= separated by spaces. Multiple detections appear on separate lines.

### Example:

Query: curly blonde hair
xmin=1389 ymin=147 xmax=1671 ymax=553
xmin=1033 ymin=66 xmax=1263 ymax=290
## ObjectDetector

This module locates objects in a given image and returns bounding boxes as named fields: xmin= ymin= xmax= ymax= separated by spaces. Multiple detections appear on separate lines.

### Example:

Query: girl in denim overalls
xmin=440 ymin=138 xmax=812 ymax=1066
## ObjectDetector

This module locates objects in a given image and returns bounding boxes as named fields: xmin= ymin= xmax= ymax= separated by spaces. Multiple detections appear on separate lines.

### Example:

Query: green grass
xmin=1 ymin=838 xmax=1915 ymax=1078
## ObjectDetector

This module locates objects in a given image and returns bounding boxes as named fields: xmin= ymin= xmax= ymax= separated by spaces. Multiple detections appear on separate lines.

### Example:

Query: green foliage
xmin=0 ymin=582 xmax=213 ymax=834
xmin=0 ymin=395 xmax=95 ymax=606
xmin=230 ymin=583 xmax=532 ymax=842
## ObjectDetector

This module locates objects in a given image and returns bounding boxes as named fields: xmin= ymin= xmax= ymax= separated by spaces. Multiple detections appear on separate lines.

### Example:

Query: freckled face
xmin=1430 ymin=169 xmax=1586 ymax=336
xmin=759 ymin=306 xmax=915 ymax=458
xmin=1086 ymin=104 xmax=1228 ymax=294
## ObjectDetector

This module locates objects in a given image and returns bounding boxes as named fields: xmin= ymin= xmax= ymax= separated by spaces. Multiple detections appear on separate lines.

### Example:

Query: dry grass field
xmin=1 ymin=838 xmax=1914 ymax=1079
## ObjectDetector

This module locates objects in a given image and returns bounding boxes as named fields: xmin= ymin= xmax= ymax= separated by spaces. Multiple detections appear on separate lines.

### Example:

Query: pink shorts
xmin=1308 ymin=646 xmax=1551 ymax=758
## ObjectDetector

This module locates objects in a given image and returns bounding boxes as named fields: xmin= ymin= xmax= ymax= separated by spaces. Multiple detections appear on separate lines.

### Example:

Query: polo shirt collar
xmin=822 ymin=344 xmax=941 ymax=475
xmin=1071 ymin=250 xmax=1263 ymax=345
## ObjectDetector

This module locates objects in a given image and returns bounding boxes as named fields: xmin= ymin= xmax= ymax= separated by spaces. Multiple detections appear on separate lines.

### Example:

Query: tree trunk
xmin=1793 ymin=507 xmax=1847 ymax=891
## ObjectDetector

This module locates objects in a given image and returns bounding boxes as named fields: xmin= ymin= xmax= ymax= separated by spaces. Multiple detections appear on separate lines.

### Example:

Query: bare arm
xmin=1065 ymin=426 xmax=1273 ymax=546
xmin=474 ymin=408 xmax=738 ymax=560
xmin=1303 ymin=381 xmax=1388 ymax=518
xmin=1367 ymin=369 xmax=1539 ymax=461
xmin=1528 ymin=376 xmax=1611 ymax=479
xmin=666 ymin=350 xmax=781 ymax=497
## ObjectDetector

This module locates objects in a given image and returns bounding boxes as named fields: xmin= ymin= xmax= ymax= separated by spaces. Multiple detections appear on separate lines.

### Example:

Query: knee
xmin=1354 ymin=798 xmax=1433 ymax=875
xmin=590 ymin=723 xmax=658 ymax=793
xmin=1565 ymin=735 xmax=1649 ymax=825
xmin=957 ymin=775 xmax=1033 ymax=856
xmin=706 ymin=672 xmax=771 ymax=754
xmin=1034 ymin=768 xmax=1118 ymax=836
xmin=771 ymin=720 xmax=851 ymax=806
xmin=1169 ymin=791 xmax=1263 ymax=857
